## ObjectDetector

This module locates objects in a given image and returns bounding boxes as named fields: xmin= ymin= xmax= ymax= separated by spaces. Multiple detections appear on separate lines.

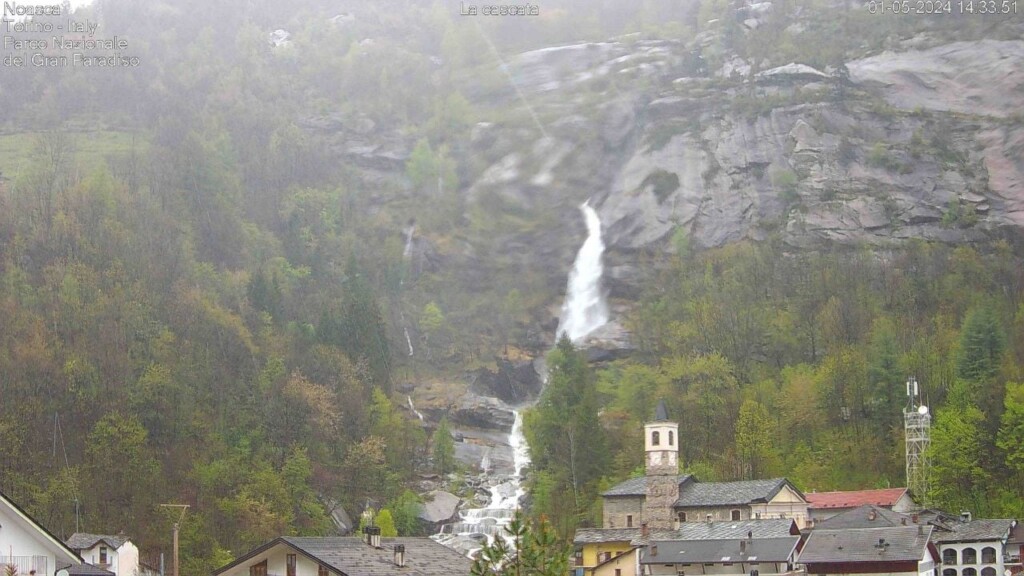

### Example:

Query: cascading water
xmin=407 ymin=396 xmax=425 ymax=421
xmin=556 ymin=201 xmax=609 ymax=343
xmin=432 ymin=410 xmax=530 ymax=557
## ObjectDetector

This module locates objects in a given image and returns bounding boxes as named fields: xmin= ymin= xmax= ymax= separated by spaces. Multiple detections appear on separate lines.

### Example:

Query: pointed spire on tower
xmin=654 ymin=399 xmax=670 ymax=422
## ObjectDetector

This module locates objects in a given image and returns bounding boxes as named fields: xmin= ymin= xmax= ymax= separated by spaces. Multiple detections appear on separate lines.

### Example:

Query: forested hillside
xmin=1 ymin=0 xmax=1023 ymax=572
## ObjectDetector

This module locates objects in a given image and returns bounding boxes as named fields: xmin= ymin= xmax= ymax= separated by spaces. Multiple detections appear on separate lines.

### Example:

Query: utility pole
xmin=160 ymin=504 xmax=190 ymax=576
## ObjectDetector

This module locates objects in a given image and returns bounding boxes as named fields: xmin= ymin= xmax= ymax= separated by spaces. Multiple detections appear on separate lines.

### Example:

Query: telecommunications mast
xmin=903 ymin=376 xmax=931 ymax=505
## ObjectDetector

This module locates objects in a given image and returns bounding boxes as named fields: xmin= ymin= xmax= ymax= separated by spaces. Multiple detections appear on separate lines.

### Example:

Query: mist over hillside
xmin=1 ymin=0 xmax=1023 ymax=571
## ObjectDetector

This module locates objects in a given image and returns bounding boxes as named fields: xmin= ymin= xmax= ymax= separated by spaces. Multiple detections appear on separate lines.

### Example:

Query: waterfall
xmin=404 ymin=325 xmax=415 ymax=357
xmin=403 ymin=224 xmax=416 ymax=259
xmin=407 ymin=396 xmax=425 ymax=421
xmin=556 ymin=201 xmax=609 ymax=342
xmin=432 ymin=410 xmax=530 ymax=558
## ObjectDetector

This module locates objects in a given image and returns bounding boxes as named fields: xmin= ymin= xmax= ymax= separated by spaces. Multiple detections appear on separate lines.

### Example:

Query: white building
xmin=65 ymin=534 xmax=139 ymax=576
xmin=933 ymin=517 xmax=1018 ymax=576
xmin=0 ymin=490 xmax=83 ymax=576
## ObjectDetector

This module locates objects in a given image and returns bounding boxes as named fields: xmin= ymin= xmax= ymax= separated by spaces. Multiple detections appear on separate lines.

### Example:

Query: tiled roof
xmin=602 ymin=475 xmax=692 ymax=497
xmin=67 ymin=564 xmax=115 ymax=576
xmin=813 ymin=505 xmax=913 ymax=530
xmin=66 ymin=533 xmax=128 ymax=551
xmin=640 ymin=536 xmax=800 ymax=565
xmin=807 ymin=488 xmax=909 ymax=509
xmin=798 ymin=526 xmax=933 ymax=563
xmin=673 ymin=478 xmax=794 ymax=507
xmin=931 ymin=519 xmax=1016 ymax=543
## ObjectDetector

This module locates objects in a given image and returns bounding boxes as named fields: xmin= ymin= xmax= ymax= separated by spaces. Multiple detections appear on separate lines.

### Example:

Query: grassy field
xmin=0 ymin=130 xmax=145 ymax=180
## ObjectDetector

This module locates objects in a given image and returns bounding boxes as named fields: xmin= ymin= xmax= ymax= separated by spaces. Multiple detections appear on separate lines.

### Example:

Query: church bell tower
xmin=644 ymin=400 xmax=680 ymax=530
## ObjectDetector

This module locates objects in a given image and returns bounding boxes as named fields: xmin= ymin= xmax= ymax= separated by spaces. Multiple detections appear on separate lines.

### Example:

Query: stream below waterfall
xmin=430 ymin=409 xmax=530 ymax=557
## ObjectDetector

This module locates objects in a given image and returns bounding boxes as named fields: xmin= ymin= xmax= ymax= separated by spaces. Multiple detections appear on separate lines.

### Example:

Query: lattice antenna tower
xmin=904 ymin=376 xmax=931 ymax=506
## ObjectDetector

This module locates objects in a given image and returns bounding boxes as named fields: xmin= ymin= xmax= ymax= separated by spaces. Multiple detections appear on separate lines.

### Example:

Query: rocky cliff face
xmin=457 ymin=37 xmax=1024 ymax=301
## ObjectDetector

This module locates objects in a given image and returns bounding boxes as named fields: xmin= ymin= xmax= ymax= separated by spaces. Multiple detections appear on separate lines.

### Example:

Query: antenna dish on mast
xmin=918 ymin=405 xmax=929 ymax=415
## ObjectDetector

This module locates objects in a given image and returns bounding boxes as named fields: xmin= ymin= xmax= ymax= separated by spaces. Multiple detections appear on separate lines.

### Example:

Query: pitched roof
xmin=807 ymin=488 xmax=909 ymax=509
xmin=798 ymin=526 xmax=934 ymax=564
xmin=673 ymin=478 xmax=797 ymax=507
xmin=66 ymin=533 xmax=129 ymax=551
xmin=574 ymin=528 xmax=643 ymax=544
xmin=0 ymin=489 xmax=82 ymax=566
xmin=931 ymin=519 xmax=1016 ymax=543
xmin=813 ymin=505 xmax=913 ymax=530
xmin=602 ymin=475 xmax=692 ymax=497
xmin=640 ymin=536 xmax=800 ymax=565
xmin=67 ymin=564 xmax=116 ymax=576
xmin=214 ymin=536 xmax=472 ymax=576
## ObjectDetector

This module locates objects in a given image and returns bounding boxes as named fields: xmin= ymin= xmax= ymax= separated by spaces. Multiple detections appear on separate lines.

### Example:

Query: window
xmin=731 ymin=510 xmax=741 ymax=521
xmin=627 ymin=515 xmax=634 ymax=528
xmin=669 ymin=431 xmax=674 ymax=446
xmin=287 ymin=554 xmax=297 ymax=576
xmin=942 ymin=569 xmax=957 ymax=576
xmin=99 ymin=547 xmax=108 ymax=566
xmin=615 ymin=570 xmax=622 ymax=576
xmin=981 ymin=547 xmax=996 ymax=564
xmin=981 ymin=569 xmax=996 ymax=576
xmin=963 ymin=548 xmax=978 ymax=564
xmin=944 ymin=549 xmax=959 ymax=565
xmin=318 ymin=566 xmax=330 ymax=576
xmin=678 ymin=512 xmax=687 ymax=523
xmin=963 ymin=569 xmax=977 ymax=576
xmin=250 ymin=561 xmax=267 ymax=576
xmin=652 ymin=431 xmax=660 ymax=446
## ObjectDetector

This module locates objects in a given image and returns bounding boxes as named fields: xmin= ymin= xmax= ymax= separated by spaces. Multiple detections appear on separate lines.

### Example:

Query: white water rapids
xmin=556 ymin=201 xmax=609 ymax=343
xmin=431 ymin=410 xmax=530 ymax=557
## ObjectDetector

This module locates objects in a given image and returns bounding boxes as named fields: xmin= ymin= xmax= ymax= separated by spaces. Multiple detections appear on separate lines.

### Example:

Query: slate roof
xmin=574 ymin=528 xmax=642 ymax=545
xmin=674 ymin=478 xmax=797 ymax=507
xmin=931 ymin=519 xmax=1016 ymax=543
xmin=214 ymin=536 xmax=472 ymax=576
xmin=66 ymin=533 xmax=129 ymax=551
xmin=798 ymin=526 xmax=934 ymax=564
xmin=602 ymin=475 xmax=692 ymax=497
xmin=575 ymin=519 xmax=799 ymax=546
xmin=640 ymin=536 xmax=800 ymax=565
xmin=67 ymin=564 xmax=116 ymax=576
xmin=807 ymin=488 xmax=909 ymax=509
xmin=813 ymin=505 xmax=913 ymax=530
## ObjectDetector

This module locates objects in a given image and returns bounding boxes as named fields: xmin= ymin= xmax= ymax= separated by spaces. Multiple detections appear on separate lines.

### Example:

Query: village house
xmin=806 ymin=489 xmax=916 ymax=524
xmin=65 ymin=534 xmax=140 ymax=576
xmin=639 ymin=534 xmax=802 ymax=576
xmin=931 ymin=515 xmax=1017 ymax=576
xmin=0 ymin=489 xmax=83 ymax=576
xmin=573 ymin=519 xmax=801 ymax=576
xmin=797 ymin=524 xmax=938 ymax=576
xmin=213 ymin=532 xmax=471 ymax=576
xmin=600 ymin=402 xmax=811 ymax=532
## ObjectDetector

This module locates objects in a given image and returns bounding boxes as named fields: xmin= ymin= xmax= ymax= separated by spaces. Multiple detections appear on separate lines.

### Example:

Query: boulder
xmin=417 ymin=491 xmax=462 ymax=525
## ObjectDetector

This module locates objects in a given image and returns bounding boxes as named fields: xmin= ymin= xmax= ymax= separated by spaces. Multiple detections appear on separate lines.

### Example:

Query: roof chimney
xmin=393 ymin=544 xmax=405 ymax=567
xmin=641 ymin=522 xmax=650 ymax=539
xmin=740 ymin=540 xmax=747 ymax=553
xmin=368 ymin=526 xmax=382 ymax=548
xmin=960 ymin=511 xmax=972 ymax=523
xmin=868 ymin=509 xmax=877 ymax=521
xmin=706 ymin=514 xmax=713 ymax=525
xmin=362 ymin=526 xmax=370 ymax=545
xmin=747 ymin=531 xmax=753 ymax=540
xmin=901 ymin=517 xmax=907 ymax=526
xmin=651 ymin=545 xmax=658 ymax=558
xmin=911 ymin=514 xmax=920 ymax=524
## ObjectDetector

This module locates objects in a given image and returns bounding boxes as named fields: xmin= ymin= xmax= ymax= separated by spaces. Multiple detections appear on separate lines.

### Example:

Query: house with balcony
xmin=0 ymin=489 xmax=82 ymax=576
xmin=932 ymin=517 xmax=1017 ymax=576
xmin=65 ymin=534 xmax=140 ymax=576
xmin=213 ymin=533 xmax=471 ymax=576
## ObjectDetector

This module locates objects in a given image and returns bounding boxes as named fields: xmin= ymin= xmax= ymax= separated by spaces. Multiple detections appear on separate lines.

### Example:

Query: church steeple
xmin=644 ymin=400 xmax=680 ymax=530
